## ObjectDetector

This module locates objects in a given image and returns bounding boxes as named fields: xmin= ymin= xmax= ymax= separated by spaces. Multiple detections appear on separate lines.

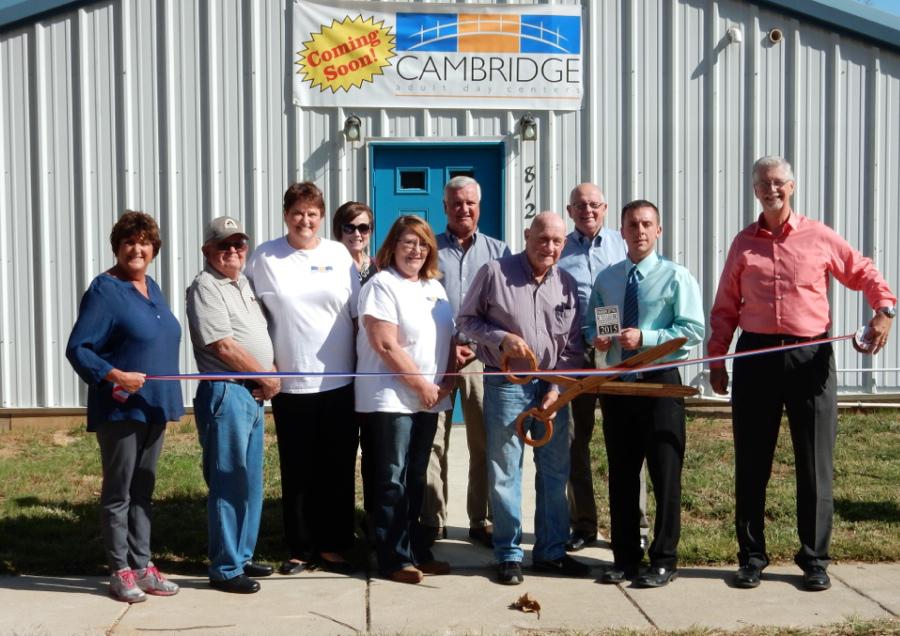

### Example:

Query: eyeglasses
xmin=342 ymin=223 xmax=371 ymax=235
xmin=398 ymin=238 xmax=430 ymax=252
xmin=755 ymin=179 xmax=791 ymax=189
xmin=571 ymin=202 xmax=606 ymax=211
xmin=216 ymin=239 xmax=248 ymax=252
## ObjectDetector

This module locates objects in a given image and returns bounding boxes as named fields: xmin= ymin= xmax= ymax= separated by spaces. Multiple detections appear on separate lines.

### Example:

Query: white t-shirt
xmin=355 ymin=268 xmax=454 ymax=414
xmin=246 ymin=236 xmax=359 ymax=393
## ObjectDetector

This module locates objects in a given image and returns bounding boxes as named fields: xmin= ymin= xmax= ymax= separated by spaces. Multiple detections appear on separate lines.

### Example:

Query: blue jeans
xmin=194 ymin=381 xmax=265 ymax=581
xmin=484 ymin=375 xmax=571 ymax=564
xmin=363 ymin=410 xmax=438 ymax=576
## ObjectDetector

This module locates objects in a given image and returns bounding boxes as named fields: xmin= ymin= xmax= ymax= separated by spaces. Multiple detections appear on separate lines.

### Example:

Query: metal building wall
xmin=1 ymin=0 xmax=898 ymax=409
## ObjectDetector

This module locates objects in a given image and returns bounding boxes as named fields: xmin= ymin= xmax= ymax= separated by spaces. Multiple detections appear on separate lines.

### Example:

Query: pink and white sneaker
xmin=134 ymin=561 xmax=180 ymax=596
xmin=109 ymin=568 xmax=147 ymax=603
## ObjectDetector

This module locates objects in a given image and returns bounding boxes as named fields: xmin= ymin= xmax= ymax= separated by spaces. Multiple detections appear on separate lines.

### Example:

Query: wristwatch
xmin=878 ymin=306 xmax=897 ymax=318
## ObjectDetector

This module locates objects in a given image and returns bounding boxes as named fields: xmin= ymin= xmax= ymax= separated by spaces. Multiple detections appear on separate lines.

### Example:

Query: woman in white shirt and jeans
xmin=356 ymin=216 xmax=456 ymax=584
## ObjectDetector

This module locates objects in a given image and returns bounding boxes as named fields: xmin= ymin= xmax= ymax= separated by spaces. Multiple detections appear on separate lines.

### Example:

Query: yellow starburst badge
xmin=296 ymin=15 xmax=395 ymax=93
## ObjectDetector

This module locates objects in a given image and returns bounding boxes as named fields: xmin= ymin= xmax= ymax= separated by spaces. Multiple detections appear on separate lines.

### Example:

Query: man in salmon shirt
xmin=707 ymin=155 xmax=896 ymax=592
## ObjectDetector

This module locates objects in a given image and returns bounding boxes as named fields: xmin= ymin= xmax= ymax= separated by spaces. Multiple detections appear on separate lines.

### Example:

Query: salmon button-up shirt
xmin=708 ymin=212 xmax=896 ymax=367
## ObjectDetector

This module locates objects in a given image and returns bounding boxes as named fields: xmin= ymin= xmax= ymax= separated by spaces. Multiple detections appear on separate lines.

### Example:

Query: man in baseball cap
xmin=186 ymin=216 xmax=279 ymax=593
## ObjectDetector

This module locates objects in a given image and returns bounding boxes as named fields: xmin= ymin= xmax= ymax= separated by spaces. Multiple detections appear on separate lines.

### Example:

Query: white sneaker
xmin=109 ymin=568 xmax=147 ymax=603
xmin=134 ymin=561 xmax=180 ymax=596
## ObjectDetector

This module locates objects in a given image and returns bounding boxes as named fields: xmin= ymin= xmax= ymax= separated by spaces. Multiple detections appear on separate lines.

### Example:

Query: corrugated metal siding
xmin=1 ymin=0 xmax=898 ymax=409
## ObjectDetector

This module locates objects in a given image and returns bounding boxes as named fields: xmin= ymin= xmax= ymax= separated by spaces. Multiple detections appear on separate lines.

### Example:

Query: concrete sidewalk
xmin=2 ymin=426 xmax=899 ymax=635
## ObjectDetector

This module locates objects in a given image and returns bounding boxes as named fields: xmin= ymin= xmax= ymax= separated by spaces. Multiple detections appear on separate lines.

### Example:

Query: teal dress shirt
xmin=582 ymin=252 xmax=705 ymax=365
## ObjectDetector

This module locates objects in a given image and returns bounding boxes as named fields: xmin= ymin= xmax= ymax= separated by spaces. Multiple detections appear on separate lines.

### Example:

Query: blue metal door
xmin=369 ymin=142 xmax=505 ymax=251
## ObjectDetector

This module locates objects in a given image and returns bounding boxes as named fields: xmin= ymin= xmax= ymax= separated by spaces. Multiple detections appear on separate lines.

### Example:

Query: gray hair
xmin=444 ymin=175 xmax=481 ymax=202
xmin=752 ymin=155 xmax=795 ymax=183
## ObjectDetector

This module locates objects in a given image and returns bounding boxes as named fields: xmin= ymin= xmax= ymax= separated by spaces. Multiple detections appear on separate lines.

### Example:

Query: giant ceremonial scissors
xmin=500 ymin=337 xmax=698 ymax=448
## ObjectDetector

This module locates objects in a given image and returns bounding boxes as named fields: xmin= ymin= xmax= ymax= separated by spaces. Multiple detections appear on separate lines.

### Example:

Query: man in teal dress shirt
xmin=584 ymin=200 xmax=704 ymax=588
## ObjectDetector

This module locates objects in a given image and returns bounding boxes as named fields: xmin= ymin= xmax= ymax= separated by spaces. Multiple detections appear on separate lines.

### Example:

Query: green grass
xmin=0 ymin=411 xmax=898 ymax=576
xmin=588 ymin=411 xmax=900 ymax=565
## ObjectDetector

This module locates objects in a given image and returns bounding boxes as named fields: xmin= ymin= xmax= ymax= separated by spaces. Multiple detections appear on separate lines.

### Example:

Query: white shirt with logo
xmin=356 ymin=268 xmax=454 ymax=414
xmin=246 ymin=236 xmax=359 ymax=394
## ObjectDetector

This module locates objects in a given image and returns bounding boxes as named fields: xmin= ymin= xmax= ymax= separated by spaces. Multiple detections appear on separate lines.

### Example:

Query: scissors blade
xmin=594 ymin=382 xmax=698 ymax=397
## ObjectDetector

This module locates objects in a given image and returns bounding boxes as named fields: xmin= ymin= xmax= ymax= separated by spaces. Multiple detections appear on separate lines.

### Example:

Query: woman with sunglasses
xmin=355 ymin=215 xmax=456 ymax=583
xmin=332 ymin=201 xmax=376 ymax=285
xmin=245 ymin=182 xmax=361 ymax=576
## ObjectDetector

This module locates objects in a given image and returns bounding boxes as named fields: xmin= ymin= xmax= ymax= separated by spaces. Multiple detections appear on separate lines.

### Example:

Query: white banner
xmin=292 ymin=0 xmax=583 ymax=111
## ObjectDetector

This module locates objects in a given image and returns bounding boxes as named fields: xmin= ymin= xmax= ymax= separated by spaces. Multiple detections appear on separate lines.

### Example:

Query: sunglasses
xmin=216 ymin=239 xmax=248 ymax=252
xmin=342 ymin=223 xmax=371 ymax=235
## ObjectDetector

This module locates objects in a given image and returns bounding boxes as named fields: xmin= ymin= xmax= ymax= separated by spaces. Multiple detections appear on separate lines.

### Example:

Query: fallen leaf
xmin=510 ymin=592 xmax=541 ymax=619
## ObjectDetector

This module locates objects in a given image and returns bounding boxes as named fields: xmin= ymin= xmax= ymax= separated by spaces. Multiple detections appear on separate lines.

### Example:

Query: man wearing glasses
xmin=186 ymin=217 xmax=280 ymax=594
xmin=558 ymin=183 xmax=646 ymax=553
xmin=709 ymin=155 xmax=896 ymax=592
xmin=422 ymin=176 xmax=510 ymax=549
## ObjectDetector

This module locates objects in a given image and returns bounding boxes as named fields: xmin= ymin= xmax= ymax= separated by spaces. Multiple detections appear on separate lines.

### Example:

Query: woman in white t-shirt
xmin=356 ymin=215 xmax=456 ymax=584
xmin=245 ymin=182 xmax=360 ymax=576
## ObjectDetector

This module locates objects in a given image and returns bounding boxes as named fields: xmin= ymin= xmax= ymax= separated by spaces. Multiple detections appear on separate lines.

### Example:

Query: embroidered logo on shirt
xmin=310 ymin=265 xmax=334 ymax=273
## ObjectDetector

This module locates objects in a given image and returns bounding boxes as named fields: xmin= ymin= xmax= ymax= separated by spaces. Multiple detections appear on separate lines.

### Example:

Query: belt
xmin=222 ymin=378 xmax=259 ymax=391
xmin=743 ymin=332 xmax=827 ymax=348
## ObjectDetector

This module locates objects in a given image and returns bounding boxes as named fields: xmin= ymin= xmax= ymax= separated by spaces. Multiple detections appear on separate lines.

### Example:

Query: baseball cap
xmin=204 ymin=216 xmax=249 ymax=244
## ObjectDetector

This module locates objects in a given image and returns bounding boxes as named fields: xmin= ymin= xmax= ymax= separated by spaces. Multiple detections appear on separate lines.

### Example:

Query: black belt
xmin=203 ymin=378 xmax=261 ymax=392
xmin=227 ymin=378 xmax=259 ymax=391
xmin=742 ymin=332 xmax=827 ymax=348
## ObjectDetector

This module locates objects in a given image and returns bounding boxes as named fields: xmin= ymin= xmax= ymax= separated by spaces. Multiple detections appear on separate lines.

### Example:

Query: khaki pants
xmin=421 ymin=359 xmax=491 ymax=529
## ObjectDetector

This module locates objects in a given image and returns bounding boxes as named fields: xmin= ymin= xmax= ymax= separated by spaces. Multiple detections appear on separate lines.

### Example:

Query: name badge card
xmin=594 ymin=305 xmax=621 ymax=337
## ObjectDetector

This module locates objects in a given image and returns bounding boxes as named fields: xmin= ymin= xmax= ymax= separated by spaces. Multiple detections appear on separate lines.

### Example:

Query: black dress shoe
xmin=210 ymin=574 xmax=260 ymax=594
xmin=531 ymin=554 xmax=591 ymax=577
xmin=468 ymin=526 xmax=493 ymax=549
xmin=801 ymin=566 xmax=831 ymax=591
xmin=565 ymin=532 xmax=598 ymax=552
xmin=598 ymin=564 xmax=640 ymax=584
xmin=243 ymin=561 xmax=273 ymax=578
xmin=634 ymin=566 xmax=678 ymax=588
xmin=497 ymin=561 xmax=524 ymax=585
xmin=733 ymin=565 xmax=761 ymax=588
xmin=278 ymin=560 xmax=307 ymax=575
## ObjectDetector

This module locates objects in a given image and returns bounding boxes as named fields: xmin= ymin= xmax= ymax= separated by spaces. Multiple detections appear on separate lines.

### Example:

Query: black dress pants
xmin=272 ymin=384 xmax=358 ymax=559
xmin=731 ymin=332 xmax=836 ymax=571
xmin=600 ymin=368 xmax=685 ymax=570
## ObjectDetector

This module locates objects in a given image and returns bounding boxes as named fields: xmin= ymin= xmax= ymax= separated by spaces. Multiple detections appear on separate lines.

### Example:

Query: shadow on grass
xmin=0 ymin=495 xmax=289 ymax=577
xmin=834 ymin=498 xmax=900 ymax=524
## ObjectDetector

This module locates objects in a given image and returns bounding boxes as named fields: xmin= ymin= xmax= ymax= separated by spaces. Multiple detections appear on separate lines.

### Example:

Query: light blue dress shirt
xmin=582 ymin=252 xmax=705 ymax=365
xmin=558 ymin=227 xmax=627 ymax=320
xmin=437 ymin=230 xmax=510 ymax=339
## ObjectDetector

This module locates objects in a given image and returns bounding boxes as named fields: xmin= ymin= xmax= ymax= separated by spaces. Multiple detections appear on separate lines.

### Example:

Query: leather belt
xmin=743 ymin=332 xmax=827 ymax=348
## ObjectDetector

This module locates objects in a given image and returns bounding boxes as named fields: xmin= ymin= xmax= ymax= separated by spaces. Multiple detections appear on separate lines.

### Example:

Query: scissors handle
xmin=500 ymin=348 xmax=540 ymax=385
xmin=514 ymin=408 xmax=554 ymax=448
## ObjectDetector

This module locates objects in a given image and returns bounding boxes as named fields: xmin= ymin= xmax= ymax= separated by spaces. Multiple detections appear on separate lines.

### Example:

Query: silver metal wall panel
xmin=1 ymin=0 xmax=899 ymax=409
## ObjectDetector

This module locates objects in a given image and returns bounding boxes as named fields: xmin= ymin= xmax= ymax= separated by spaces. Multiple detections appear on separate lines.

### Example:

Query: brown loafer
xmin=418 ymin=560 xmax=451 ymax=575
xmin=388 ymin=566 xmax=423 ymax=584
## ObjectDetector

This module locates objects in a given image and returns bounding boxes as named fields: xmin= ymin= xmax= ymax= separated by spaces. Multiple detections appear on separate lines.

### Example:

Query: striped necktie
xmin=621 ymin=265 xmax=639 ymax=361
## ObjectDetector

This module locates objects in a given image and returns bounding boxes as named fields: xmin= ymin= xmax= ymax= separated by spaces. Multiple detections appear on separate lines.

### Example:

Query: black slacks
xmin=731 ymin=332 xmax=836 ymax=571
xmin=272 ymin=384 xmax=358 ymax=558
xmin=600 ymin=368 xmax=685 ymax=570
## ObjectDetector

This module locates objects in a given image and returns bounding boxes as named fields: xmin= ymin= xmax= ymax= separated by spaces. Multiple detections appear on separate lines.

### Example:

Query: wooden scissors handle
xmin=514 ymin=408 xmax=554 ymax=448
xmin=500 ymin=348 xmax=540 ymax=385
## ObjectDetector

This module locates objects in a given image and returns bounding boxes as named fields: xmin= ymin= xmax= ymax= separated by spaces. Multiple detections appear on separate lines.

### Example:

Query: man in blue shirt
xmin=422 ymin=176 xmax=511 ymax=549
xmin=585 ymin=200 xmax=704 ymax=588
xmin=557 ymin=183 xmax=628 ymax=552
